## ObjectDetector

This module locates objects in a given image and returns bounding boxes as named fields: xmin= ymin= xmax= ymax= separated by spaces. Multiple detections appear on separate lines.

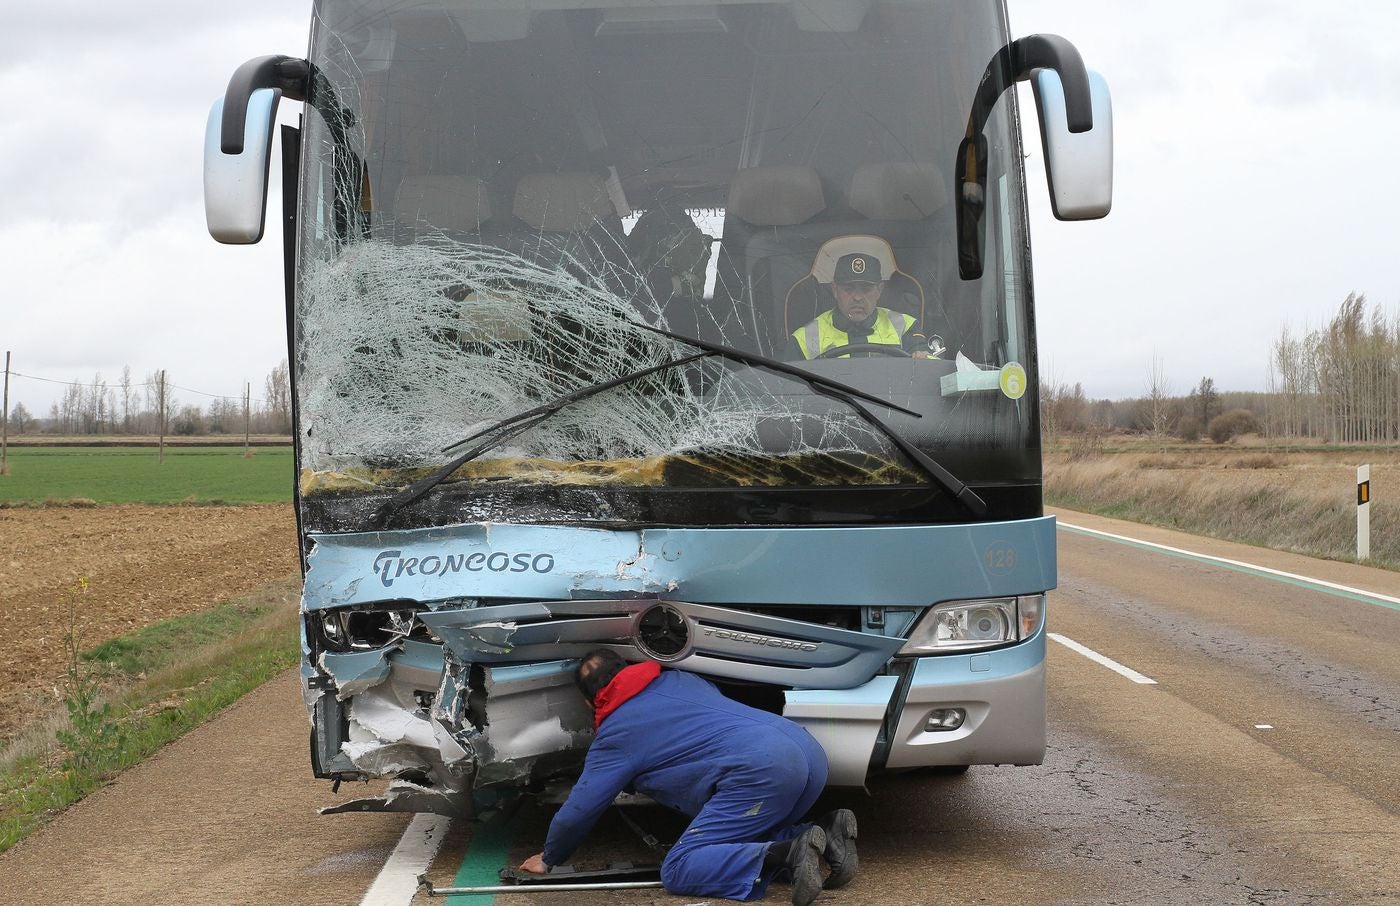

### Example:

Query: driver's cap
xmin=832 ymin=252 xmax=883 ymax=284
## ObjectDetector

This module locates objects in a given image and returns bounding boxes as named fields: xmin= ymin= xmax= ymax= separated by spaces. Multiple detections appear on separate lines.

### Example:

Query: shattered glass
xmin=292 ymin=0 xmax=1037 ymax=511
xmin=298 ymin=235 xmax=904 ymax=484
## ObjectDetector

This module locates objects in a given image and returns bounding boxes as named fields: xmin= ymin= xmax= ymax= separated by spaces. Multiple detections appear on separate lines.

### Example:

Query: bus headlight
xmin=315 ymin=604 xmax=433 ymax=652
xmin=898 ymin=595 xmax=1044 ymax=655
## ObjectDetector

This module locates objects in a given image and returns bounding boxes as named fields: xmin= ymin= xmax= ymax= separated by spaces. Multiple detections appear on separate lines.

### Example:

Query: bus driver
xmin=786 ymin=248 xmax=930 ymax=361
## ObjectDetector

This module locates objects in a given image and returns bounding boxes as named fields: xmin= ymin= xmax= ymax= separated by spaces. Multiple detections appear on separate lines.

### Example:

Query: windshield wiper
xmin=631 ymin=325 xmax=987 ymax=518
xmin=808 ymin=385 xmax=987 ymax=518
xmin=370 ymin=350 xmax=709 ymax=528
xmin=370 ymin=326 xmax=983 ymax=528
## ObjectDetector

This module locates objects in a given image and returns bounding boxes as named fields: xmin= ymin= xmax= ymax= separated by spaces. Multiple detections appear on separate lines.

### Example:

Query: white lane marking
xmin=1060 ymin=521 xmax=1400 ymax=609
xmin=359 ymin=813 xmax=452 ymax=906
xmin=1048 ymin=632 xmax=1158 ymax=685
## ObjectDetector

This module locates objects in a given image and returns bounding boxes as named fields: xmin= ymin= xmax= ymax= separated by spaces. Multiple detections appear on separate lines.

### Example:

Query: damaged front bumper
xmin=303 ymin=598 xmax=1048 ymax=812
xmin=300 ymin=517 xmax=1057 ymax=813
xmin=305 ymin=596 xmax=908 ymax=812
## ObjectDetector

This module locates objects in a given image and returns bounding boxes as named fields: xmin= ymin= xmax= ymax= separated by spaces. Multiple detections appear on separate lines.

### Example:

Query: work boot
xmin=818 ymin=808 xmax=859 ymax=889
xmin=787 ymin=825 xmax=827 ymax=906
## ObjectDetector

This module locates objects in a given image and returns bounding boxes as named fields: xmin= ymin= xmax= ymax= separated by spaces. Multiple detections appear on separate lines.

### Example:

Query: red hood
xmin=593 ymin=661 xmax=662 ymax=729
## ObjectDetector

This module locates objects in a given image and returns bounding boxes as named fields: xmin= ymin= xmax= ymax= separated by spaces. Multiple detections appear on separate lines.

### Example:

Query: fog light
xmin=925 ymin=708 xmax=966 ymax=731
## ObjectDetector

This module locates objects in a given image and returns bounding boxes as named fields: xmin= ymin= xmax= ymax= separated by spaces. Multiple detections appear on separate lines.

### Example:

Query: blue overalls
xmin=542 ymin=669 xmax=829 ymax=900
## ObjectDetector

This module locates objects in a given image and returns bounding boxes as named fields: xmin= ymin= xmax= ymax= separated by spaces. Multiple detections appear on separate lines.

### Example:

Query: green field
xmin=0 ymin=446 xmax=294 ymax=504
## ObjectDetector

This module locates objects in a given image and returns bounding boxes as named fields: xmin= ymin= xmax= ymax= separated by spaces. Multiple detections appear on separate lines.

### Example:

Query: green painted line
xmin=1058 ymin=523 xmax=1400 ymax=614
xmin=446 ymin=813 xmax=517 ymax=905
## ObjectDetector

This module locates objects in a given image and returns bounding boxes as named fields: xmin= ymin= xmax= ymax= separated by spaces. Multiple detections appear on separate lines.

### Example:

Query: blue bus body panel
xmin=303 ymin=516 xmax=1057 ymax=609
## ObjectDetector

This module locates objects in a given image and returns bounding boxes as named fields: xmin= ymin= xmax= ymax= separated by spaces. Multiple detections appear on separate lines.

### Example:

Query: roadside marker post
xmin=1357 ymin=464 xmax=1371 ymax=561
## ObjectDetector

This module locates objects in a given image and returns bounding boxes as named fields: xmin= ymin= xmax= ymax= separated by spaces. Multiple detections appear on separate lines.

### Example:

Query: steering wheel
xmin=816 ymin=343 xmax=912 ymax=359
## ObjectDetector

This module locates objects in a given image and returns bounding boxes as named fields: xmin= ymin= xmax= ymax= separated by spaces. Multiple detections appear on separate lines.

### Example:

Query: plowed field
xmin=0 ymin=505 xmax=298 ymax=744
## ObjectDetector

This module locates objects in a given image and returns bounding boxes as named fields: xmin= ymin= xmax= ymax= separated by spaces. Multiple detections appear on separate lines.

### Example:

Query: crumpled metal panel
xmin=320 ymin=778 xmax=469 ymax=816
xmin=419 ymin=599 xmax=906 ymax=690
xmin=318 ymin=649 xmax=393 ymax=701
xmin=432 ymin=658 xmax=595 ymax=789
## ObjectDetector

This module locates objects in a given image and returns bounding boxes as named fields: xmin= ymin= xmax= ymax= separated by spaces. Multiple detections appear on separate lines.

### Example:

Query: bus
xmin=204 ymin=0 xmax=1111 ymax=815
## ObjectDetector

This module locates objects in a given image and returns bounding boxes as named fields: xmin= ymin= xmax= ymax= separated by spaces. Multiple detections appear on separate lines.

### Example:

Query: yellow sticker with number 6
xmin=999 ymin=362 xmax=1027 ymax=400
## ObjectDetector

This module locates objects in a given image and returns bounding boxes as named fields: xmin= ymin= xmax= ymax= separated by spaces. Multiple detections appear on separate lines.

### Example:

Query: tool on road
xmin=417 ymin=862 xmax=663 ymax=896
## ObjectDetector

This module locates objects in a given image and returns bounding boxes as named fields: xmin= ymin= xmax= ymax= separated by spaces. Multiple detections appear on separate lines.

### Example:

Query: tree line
xmin=1041 ymin=375 xmax=1267 ymax=445
xmin=1267 ymin=293 xmax=1400 ymax=442
xmin=6 ymin=361 xmax=291 ymax=437
xmin=1043 ymin=294 xmax=1400 ymax=446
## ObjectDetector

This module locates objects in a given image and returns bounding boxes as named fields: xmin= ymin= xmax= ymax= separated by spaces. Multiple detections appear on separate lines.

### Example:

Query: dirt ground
xmin=0 ymin=504 xmax=298 ymax=744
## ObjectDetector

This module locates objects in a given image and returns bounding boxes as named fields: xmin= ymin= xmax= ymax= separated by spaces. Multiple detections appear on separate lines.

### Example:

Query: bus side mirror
xmin=956 ymin=35 xmax=1110 ymax=279
xmin=204 ymin=55 xmax=309 ymax=244
xmin=204 ymin=88 xmax=280 ymax=244
xmin=1031 ymin=69 xmax=1113 ymax=220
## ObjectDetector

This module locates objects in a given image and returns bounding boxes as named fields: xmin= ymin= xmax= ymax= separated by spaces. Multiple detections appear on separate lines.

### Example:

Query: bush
xmin=1175 ymin=415 xmax=1203 ymax=441
xmin=1067 ymin=429 xmax=1105 ymax=461
xmin=1208 ymin=409 xmax=1260 ymax=444
xmin=1229 ymin=453 xmax=1280 ymax=470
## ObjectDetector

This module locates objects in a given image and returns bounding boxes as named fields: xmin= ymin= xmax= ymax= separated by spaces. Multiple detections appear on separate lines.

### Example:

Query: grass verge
xmin=0 ymin=578 xmax=300 ymax=854
xmin=1045 ymin=446 xmax=1400 ymax=569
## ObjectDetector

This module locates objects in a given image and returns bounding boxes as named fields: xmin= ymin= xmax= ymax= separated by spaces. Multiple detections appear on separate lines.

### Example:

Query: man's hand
xmin=519 ymin=853 xmax=549 ymax=874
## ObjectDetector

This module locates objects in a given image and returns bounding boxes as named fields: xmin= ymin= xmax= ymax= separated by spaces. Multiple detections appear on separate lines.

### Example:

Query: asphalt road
xmin=2 ymin=508 xmax=1397 ymax=905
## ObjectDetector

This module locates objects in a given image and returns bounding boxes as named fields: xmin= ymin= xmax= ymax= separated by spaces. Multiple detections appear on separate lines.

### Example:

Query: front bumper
xmin=306 ymin=622 xmax=1046 ymax=811
xmin=883 ymin=629 xmax=1047 ymax=769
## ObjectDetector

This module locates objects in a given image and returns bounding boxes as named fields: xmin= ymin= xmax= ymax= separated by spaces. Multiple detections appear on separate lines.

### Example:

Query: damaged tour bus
xmin=204 ymin=0 xmax=1111 ymax=814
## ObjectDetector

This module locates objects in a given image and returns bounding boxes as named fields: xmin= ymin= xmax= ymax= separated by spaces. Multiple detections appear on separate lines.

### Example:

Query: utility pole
xmin=158 ymin=369 xmax=166 ymax=465
xmin=243 ymin=381 xmax=251 ymax=456
xmin=1 ymin=351 xmax=10 ymax=477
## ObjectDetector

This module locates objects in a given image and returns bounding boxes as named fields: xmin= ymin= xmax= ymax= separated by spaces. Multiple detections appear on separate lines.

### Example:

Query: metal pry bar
xmin=417 ymin=873 xmax=664 ymax=895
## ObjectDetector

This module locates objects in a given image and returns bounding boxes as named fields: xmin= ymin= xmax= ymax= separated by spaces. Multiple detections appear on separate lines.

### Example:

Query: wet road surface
xmin=2 ymin=508 xmax=1397 ymax=904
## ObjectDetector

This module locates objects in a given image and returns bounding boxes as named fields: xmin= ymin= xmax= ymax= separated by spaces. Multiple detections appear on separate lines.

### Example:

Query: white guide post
xmin=1357 ymin=464 xmax=1371 ymax=561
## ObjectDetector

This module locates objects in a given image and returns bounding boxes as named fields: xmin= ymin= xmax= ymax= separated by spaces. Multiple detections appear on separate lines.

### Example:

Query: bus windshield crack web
xmin=299 ymin=234 xmax=912 ymax=486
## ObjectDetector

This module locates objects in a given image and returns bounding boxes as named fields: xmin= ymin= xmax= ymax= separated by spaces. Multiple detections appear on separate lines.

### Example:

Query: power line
xmin=9 ymin=370 xmax=274 ymax=405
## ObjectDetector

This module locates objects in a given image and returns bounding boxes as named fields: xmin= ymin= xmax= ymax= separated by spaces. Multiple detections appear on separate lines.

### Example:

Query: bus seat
xmin=712 ymin=166 xmax=827 ymax=353
xmin=848 ymin=162 xmax=946 ymax=222
xmin=513 ymin=172 xmax=619 ymax=232
xmin=500 ymin=171 xmax=631 ymax=291
xmin=726 ymin=166 xmax=826 ymax=228
xmin=391 ymin=175 xmax=493 ymax=242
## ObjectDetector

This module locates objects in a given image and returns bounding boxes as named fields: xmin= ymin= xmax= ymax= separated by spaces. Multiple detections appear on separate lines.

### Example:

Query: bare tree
xmin=263 ymin=360 xmax=292 ymax=435
xmin=9 ymin=402 xmax=32 ymax=434
xmin=60 ymin=381 xmax=82 ymax=434
xmin=173 ymin=404 xmax=207 ymax=436
xmin=1144 ymin=353 xmax=1172 ymax=437
xmin=206 ymin=397 xmax=241 ymax=434
xmin=1044 ymin=380 xmax=1088 ymax=440
xmin=1039 ymin=381 xmax=1059 ymax=442
xmin=119 ymin=365 xmax=134 ymax=433
xmin=143 ymin=370 xmax=176 ymax=438
xmin=1189 ymin=377 xmax=1219 ymax=427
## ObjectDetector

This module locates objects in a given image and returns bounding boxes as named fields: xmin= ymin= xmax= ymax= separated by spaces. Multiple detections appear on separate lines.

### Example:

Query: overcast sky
xmin=3 ymin=1 xmax=1397 ymax=416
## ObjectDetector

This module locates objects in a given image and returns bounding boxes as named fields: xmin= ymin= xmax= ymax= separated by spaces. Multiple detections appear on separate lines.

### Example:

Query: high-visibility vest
xmin=793 ymin=307 xmax=915 ymax=359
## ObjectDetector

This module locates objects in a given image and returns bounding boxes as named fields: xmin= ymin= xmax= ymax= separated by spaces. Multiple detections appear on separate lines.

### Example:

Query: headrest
xmin=849 ymin=163 xmax=947 ymax=221
xmin=809 ymin=234 xmax=897 ymax=284
xmin=726 ymin=167 xmax=825 ymax=227
xmin=393 ymin=176 xmax=492 ymax=232
xmin=513 ymin=172 xmax=618 ymax=231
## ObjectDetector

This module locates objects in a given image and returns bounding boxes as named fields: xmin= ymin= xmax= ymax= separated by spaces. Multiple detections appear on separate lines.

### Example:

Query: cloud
xmin=1014 ymin=0 xmax=1400 ymax=398
xmin=5 ymin=0 xmax=1400 ymax=415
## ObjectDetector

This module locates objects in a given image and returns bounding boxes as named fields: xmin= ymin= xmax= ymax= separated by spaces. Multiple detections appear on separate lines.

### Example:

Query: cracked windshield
xmin=296 ymin=0 xmax=1035 ymax=523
